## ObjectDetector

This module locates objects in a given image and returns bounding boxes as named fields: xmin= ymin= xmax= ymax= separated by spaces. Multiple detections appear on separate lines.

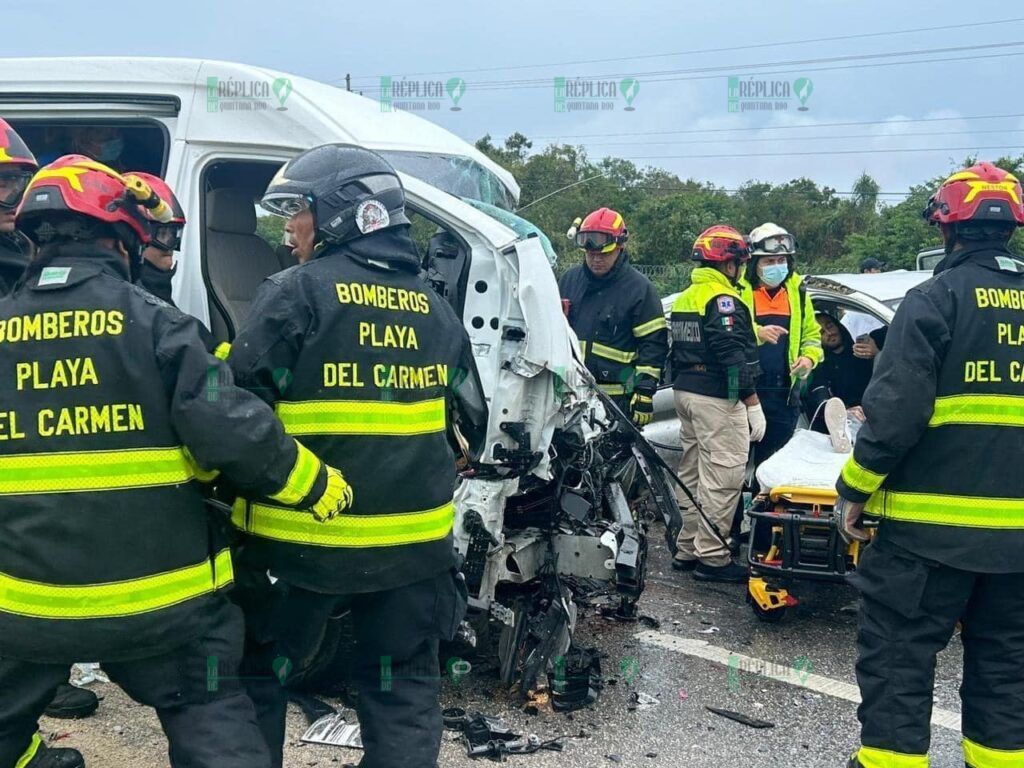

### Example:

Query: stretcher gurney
xmin=745 ymin=429 xmax=874 ymax=622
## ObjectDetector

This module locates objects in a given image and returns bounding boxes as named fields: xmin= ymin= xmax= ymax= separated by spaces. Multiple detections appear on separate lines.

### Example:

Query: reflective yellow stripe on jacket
xmin=632 ymin=316 xmax=667 ymax=338
xmin=866 ymin=490 xmax=1024 ymax=528
xmin=276 ymin=398 xmax=447 ymax=436
xmin=0 ymin=549 xmax=233 ymax=619
xmin=589 ymin=342 xmax=637 ymax=364
xmin=929 ymin=394 xmax=1024 ymax=428
xmin=233 ymin=499 xmax=455 ymax=548
xmin=0 ymin=447 xmax=193 ymax=495
xmin=269 ymin=441 xmax=322 ymax=506
xmin=840 ymin=456 xmax=887 ymax=496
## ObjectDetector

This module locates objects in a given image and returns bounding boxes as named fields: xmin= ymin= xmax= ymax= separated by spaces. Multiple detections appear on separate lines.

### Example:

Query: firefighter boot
xmin=44 ymin=684 xmax=99 ymax=719
xmin=25 ymin=743 xmax=85 ymax=768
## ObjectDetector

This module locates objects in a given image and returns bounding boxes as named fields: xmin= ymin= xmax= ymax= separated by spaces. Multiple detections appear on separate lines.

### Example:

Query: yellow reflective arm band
xmin=929 ymin=394 xmax=1024 ymax=428
xmin=632 ymin=316 xmax=667 ymax=337
xmin=183 ymin=446 xmax=220 ymax=483
xmin=590 ymin=342 xmax=637 ymax=364
xmin=15 ymin=734 xmax=43 ymax=768
xmin=0 ymin=447 xmax=193 ymax=496
xmin=633 ymin=394 xmax=653 ymax=404
xmin=212 ymin=548 xmax=235 ymax=591
xmin=213 ymin=342 xmax=232 ymax=361
xmin=269 ymin=440 xmax=322 ymax=506
xmin=276 ymin=399 xmax=447 ymax=437
xmin=0 ymin=550 xmax=233 ymax=619
xmin=866 ymin=491 xmax=1024 ymax=528
xmin=597 ymin=383 xmax=627 ymax=395
xmin=962 ymin=737 xmax=1024 ymax=767
xmin=840 ymin=457 xmax=887 ymax=496
xmin=856 ymin=746 xmax=928 ymax=768
xmin=235 ymin=501 xmax=455 ymax=548
xmin=635 ymin=365 xmax=662 ymax=379
xmin=231 ymin=498 xmax=248 ymax=530
xmin=799 ymin=289 xmax=824 ymax=365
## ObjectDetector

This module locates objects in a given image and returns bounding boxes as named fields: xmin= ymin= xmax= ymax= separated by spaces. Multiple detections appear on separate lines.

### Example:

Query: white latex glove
xmin=746 ymin=403 xmax=767 ymax=442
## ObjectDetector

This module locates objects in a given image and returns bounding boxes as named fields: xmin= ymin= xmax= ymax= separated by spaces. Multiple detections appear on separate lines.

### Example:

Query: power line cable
xmin=340 ymin=17 xmax=1024 ymax=82
xmin=532 ymin=112 xmax=1024 ymax=140
xmin=578 ymin=128 xmax=1024 ymax=148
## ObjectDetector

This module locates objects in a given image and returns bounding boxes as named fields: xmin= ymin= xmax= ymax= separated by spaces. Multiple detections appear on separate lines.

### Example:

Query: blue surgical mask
xmin=759 ymin=263 xmax=788 ymax=288
xmin=97 ymin=137 xmax=124 ymax=163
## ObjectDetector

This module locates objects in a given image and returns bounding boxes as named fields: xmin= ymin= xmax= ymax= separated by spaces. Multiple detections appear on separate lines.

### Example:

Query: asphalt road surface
xmin=40 ymin=542 xmax=966 ymax=768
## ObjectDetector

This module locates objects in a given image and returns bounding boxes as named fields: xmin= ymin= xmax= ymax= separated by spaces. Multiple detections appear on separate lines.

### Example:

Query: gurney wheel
xmin=750 ymin=600 xmax=788 ymax=624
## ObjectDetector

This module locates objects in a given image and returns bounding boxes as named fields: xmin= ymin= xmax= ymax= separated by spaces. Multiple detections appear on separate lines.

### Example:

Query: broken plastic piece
xmin=549 ymin=646 xmax=602 ymax=712
xmin=630 ymin=691 xmax=659 ymax=709
xmin=300 ymin=712 xmax=363 ymax=748
xmin=705 ymin=706 xmax=775 ymax=729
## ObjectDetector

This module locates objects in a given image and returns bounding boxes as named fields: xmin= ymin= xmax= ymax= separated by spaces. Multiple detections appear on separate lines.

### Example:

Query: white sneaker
xmin=825 ymin=397 xmax=852 ymax=453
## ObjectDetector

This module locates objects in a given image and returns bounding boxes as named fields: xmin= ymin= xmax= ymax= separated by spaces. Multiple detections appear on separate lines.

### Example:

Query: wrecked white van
xmin=0 ymin=58 xmax=660 ymax=694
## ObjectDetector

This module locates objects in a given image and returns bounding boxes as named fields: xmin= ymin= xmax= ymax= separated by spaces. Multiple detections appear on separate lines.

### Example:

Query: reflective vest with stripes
xmin=837 ymin=249 xmax=1024 ymax=569
xmin=0 ymin=251 xmax=313 ymax=662
xmin=738 ymin=272 xmax=824 ymax=371
xmin=229 ymin=239 xmax=477 ymax=594
xmin=669 ymin=267 xmax=760 ymax=400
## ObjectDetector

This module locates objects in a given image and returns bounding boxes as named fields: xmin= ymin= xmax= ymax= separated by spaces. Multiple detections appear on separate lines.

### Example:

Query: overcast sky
xmin=4 ymin=0 xmax=1023 ymax=200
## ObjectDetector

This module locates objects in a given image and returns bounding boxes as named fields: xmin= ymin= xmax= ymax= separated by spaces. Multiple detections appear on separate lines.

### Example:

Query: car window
xmin=7 ymin=119 xmax=168 ymax=175
xmin=379 ymin=150 xmax=514 ymax=210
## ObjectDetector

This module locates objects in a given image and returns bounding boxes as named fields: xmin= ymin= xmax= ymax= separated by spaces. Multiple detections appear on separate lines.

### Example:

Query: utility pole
xmin=345 ymin=74 xmax=351 ymax=92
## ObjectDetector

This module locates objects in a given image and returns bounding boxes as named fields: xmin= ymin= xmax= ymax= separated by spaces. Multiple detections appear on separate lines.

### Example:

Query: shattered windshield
xmin=460 ymin=197 xmax=558 ymax=265
xmin=379 ymin=150 xmax=515 ymax=211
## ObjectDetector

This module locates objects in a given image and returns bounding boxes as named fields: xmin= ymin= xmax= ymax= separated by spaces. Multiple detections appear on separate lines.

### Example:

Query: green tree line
xmin=476 ymin=133 xmax=1024 ymax=295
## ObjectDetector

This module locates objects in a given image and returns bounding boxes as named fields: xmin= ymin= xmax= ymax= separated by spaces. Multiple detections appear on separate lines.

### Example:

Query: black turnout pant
xmin=0 ymin=598 xmax=270 ymax=768
xmin=852 ymin=537 xmax=1024 ymax=766
xmin=240 ymin=568 xmax=465 ymax=768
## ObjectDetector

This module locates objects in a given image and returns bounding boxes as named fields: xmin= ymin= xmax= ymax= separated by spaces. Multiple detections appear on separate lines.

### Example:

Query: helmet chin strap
xmin=940 ymin=223 xmax=958 ymax=256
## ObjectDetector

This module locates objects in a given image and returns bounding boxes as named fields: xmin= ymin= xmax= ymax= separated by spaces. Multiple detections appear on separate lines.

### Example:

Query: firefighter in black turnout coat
xmin=836 ymin=163 xmax=1024 ymax=768
xmin=559 ymin=207 xmax=668 ymax=425
xmin=0 ymin=156 xmax=352 ymax=768
xmin=228 ymin=144 xmax=489 ymax=768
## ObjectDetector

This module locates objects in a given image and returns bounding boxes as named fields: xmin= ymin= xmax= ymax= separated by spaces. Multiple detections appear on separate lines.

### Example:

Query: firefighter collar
xmin=28 ymin=250 xmax=129 ymax=292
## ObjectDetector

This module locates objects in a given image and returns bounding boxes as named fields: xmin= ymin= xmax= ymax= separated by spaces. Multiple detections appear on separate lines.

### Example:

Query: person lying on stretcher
xmin=801 ymin=310 xmax=886 ymax=451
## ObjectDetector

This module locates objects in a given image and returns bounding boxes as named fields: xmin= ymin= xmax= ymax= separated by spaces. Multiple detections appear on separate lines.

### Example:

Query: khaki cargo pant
xmin=673 ymin=390 xmax=749 ymax=567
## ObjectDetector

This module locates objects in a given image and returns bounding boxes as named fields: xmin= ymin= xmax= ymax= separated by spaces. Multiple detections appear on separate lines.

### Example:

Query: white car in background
xmin=644 ymin=269 xmax=933 ymax=465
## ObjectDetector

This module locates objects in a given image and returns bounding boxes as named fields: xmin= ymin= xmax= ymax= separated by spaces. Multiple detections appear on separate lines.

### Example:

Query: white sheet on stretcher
xmin=756 ymin=428 xmax=851 ymax=491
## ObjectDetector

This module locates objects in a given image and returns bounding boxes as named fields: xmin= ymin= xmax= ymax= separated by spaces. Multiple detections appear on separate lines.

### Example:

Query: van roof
xmin=0 ymin=56 xmax=519 ymax=202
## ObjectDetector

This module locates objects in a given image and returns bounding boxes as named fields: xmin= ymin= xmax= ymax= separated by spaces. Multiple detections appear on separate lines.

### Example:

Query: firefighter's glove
xmin=630 ymin=391 xmax=654 ymax=427
xmin=833 ymin=496 xmax=869 ymax=544
xmin=310 ymin=465 xmax=354 ymax=523
xmin=746 ymin=402 xmax=767 ymax=442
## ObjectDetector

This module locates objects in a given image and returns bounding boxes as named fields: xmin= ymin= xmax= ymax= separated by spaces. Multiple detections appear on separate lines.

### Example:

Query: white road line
xmin=635 ymin=629 xmax=962 ymax=733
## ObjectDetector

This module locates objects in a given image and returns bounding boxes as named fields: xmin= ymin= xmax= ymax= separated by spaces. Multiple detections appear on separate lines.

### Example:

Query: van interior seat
xmin=205 ymin=188 xmax=281 ymax=336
